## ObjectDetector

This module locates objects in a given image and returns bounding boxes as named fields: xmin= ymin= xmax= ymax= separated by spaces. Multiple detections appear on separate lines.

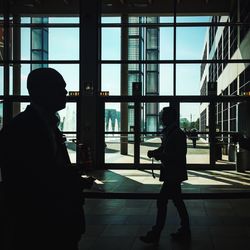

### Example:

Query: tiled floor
xmin=79 ymin=170 xmax=250 ymax=250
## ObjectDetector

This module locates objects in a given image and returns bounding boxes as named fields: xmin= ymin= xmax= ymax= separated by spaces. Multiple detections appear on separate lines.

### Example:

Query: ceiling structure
xmin=2 ymin=0 xmax=234 ymax=16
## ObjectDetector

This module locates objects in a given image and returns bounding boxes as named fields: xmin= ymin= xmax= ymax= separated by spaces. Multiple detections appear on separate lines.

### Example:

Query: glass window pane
xmin=21 ymin=17 xmax=31 ymax=23
xmin=159 ymin=27 xmax=174 ymax=60
xmin=146 ymin=72 xmax=158 ymax=93
xmin=160 ymin=64 xmax=173 ymax=95
xmin=101 ymin=16 xmax=121 ymax=24
xmin=101 ymin=64 xmax=121 ymax=95
xmin=146 ymin=28 xmax=158 ymax=49
xmin=177 ymin=64 xmax=201 ymax=95
xmin=105 ymin=102 xmax=133 ymax=133
xmin=49 ymin=17 xmax=79 ymax=23
xmin=101 ymin=27 xmax=121 ymax=60
xmin=160 ymin=17 xmax=174 ymax=23
xmin=176 ymin=16 xmax=211 ymax=23
xmin=32 ymin=28 xmax=43 ymax=50
xmin=105 ymin=133 xmax=134 ymax=164
xmin=64 ymin=133 xmax=77 ymax=164
xmin=21 ymin=28 xmax=30 ymax=60
xmin=49 ymin=28 xmax=79 ymax=60
xmin=176 ymin=26 xmax=209 ymax=60
xmin=180 ymin=103 xmax=210 ymax=164
xmin=105 ymin=102 xmax=134 ymax=164
xmin=58 ymin=103 xmax=77 ymax=132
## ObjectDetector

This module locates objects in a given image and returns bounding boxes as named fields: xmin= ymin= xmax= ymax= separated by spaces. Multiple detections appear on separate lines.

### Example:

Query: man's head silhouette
xmin=161 ymin=107 xmax=178 ymax=127
xmin=27 ymin=68 xmax=67 ymax=113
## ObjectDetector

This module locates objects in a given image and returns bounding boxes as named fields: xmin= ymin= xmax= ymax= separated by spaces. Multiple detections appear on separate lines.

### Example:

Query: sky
xmin=0 ymin=15 xmax=210 ymax=126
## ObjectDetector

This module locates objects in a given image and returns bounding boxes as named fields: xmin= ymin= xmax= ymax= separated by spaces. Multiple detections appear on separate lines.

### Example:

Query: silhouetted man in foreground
xmin=0 ymin=68 xmax=94 ymax=250
xmin=140 ymin=107 xmax=190 ymax=244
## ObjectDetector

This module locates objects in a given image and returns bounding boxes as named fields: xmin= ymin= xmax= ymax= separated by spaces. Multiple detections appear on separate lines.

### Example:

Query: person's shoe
xmin=140 ymin=230 xmax=160 ymax=244
xmin=170 ymin=227 xmax=191 ymax=242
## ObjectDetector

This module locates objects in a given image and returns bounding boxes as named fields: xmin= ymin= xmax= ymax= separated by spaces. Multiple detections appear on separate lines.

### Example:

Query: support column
xmin=121 ymin=14 xmax=128 ymax=155
xmin=3 ymin=0 xmax=11 ymax=127
xmin=79 ymin=0 xmax=101 ymax=168
xmin=13 ymin=14 xmax=21 ymax=117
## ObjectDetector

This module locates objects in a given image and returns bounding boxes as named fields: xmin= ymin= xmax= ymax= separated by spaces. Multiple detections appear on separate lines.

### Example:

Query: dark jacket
xmin=152 ymin=125 xmax=188 ymax=182
xmin=0 ymin=105 xmax=85 ymax=244
xmin=239 ymin=137 xmax=250 ymax=151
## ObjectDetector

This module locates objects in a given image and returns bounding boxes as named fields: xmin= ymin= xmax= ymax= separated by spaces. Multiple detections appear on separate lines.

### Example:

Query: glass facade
xmin=0 ymin=0 xmax=250 ymax=169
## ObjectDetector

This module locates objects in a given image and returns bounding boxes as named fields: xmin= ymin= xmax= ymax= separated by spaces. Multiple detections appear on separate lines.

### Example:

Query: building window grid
xmin=229 ymin=79 xmax=237 ymax=132
xmin=217 ymin=38 xmax=223 ymax=78
xmin=212 ymin=50 xmax=217 ymax=82
xmin=239 ymin=65 xmax=250 ymax=94
xmin=223 ymin=26 xmax=229 ymax=68
xmin=217 ymin=102 xmax=222 ymax=132
xmin=222 ymin=88 xmax=229 ymax=137
xmin=209 ymin=16 xmax=218 ymax=53
xmin=200 ymin=109 xmax=207 ymax=139
xmin=229 ymin=7 xmax=238 ymax=58
xmin=200 ymin=77 xmax=207 ymax=96
xmin=200 ymin=43 xmax=207 ymax=79
xmin=240 ymin=0 xmax=250 ymax=42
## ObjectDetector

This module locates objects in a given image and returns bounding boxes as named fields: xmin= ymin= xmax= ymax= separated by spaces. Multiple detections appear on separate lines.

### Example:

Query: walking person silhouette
xmin=140 ymin=107 xmax=191 ymax=245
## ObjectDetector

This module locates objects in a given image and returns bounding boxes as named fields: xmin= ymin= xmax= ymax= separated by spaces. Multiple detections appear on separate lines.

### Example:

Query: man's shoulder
xmin=1 ymin=106 xmax=38 ymax=134
xmin=172 ymin=126 xmax=185 ymax=136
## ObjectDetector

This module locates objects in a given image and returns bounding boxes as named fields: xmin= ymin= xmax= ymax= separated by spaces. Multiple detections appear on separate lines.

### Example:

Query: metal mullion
xmin=100 ymin=95 xmax=250 ymax=103
xmin=3 ymin=1 xmax=10 ymax=97
xmin=8 ymin=60 xmax=80 ymax=64
xmin=101 ymin=23 xmax=173 ymax=28
xmin=12 ymin=23 xmax=80 ymax=28
xmin=175 ymin=22 xmax=250 ymax=27
xmin=100 ymin=22 xmax=250 ymax=28
xmin=134 ymin=99 xmax=141 ymax=167
xmin=99 ymin=59 xmax=250 ymax=64
xmin=3 ymin=0 xmax=11 ymax=127
xmin=63 ymin=131 xmax=77 ymax=134
xmin=105 ymin=132 xmax=134 ymax=134
xmin=1 ymin=95 xmax=79 ymax=102
xmin=173 ymin=0 xmax=177 ymax=96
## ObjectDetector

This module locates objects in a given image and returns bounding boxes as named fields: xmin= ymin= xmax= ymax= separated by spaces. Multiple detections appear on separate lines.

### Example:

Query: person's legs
xmin=192 ymin=139 xmax=196 ymax=148
xmin=171 ymin=183 xmax=189 ymax=229
xmin=153 ymin=182 xmax=169 ymax=233
xmin=170 ymin=182 xmax=191 ymax=241
xmin=140 ymin=182 xmax=169 ymax=244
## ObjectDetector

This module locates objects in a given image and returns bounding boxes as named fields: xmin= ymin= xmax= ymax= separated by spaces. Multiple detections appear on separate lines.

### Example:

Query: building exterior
xmin=200 ymin=0 xmax=250 ymax=151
